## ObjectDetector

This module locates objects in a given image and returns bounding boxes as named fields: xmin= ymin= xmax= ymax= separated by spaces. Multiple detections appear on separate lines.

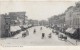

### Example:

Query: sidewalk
xmin=11 ymin=30 xmax=26 ymax=39
xmin=50 ymin=28 xmax=77 ymax=45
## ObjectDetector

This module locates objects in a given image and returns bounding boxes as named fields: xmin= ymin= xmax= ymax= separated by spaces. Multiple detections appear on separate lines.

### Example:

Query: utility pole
xmin=23 ymin=15 xmax=26 ymax=25
xmin=76 ymin=17 xmax=80 ymax=45
xmin=77 ymin=17 xmax=79 ymax=45
xmin=70 ymin=12 xmax=72 ymax=27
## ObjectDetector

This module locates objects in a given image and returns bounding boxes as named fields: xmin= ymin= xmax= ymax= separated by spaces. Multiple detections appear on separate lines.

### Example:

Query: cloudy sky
xmin=0 ymin=1 xmax=76 ymax=20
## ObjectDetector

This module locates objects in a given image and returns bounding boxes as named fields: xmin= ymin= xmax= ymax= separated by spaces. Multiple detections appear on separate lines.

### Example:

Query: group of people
xmin=33 ymin=27 xmax=52 ymax=39
xmin=21 ymin=26 xmax=67 ymax=42
xmin=41 ymin=33 xmax=52 ymax=39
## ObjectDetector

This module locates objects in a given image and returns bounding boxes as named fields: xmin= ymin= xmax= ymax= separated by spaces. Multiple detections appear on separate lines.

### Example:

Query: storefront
xmin=65 ymin=28 xmax=78 ymax=39
xmin=10 ymin=26 xmax=21 ymax=36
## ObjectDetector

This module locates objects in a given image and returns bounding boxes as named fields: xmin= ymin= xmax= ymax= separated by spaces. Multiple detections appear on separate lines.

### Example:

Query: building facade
xmin=28 ymin=19 xmax=39 ymax=26
xmin=4 ymin=14 xmax=11 ymax=37
xmin=48 ymin=14 xmax=65 ymax=28
xmin=65 ymin=2 xmax=80 ymax=28
xmin=0 ymin=14 xmax=6 ymax=37
xmin=0 ymin=14 xmax=11 ymax=37
xmin=39 ymin=20 xmax=49 ymax=26
xmin=9 ymin=12 xmax=27 ymax=26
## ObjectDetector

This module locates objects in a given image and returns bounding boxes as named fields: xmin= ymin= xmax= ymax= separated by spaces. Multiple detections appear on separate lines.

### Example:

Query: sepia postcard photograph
xmin=0 ymin=0 xmax=80 ymax=50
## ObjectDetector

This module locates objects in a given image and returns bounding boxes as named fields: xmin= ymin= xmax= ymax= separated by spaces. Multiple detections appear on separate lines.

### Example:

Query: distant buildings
xmin=32 ymin=20 xmax=39 ymax=26
xmin=39 ymin=20 xmax=49 ymax=26
xmin=48 ymin=14 xmax=65 ymax=28
xmin=28 ymin=19 xmax=49 ymax=26
xmin=28 ymin=19 xmax=39 ymax=26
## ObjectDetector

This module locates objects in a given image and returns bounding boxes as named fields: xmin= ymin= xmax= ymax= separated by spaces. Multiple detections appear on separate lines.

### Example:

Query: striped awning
xmin=66 ymin=28 xmax=76 ymax=34
xmin=10 ymin=26 xmax=21 ymax=32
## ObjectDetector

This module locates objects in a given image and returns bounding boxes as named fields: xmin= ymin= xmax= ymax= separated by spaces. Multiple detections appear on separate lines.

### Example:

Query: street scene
xmin=0 ymin=26 xmax=75 ymax=46
xmin=0 ymin=1 xmax=80 ymax=46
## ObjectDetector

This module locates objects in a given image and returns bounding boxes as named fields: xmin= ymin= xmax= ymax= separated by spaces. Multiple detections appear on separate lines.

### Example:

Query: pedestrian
xmin=26 ymin=30 xmax=29 ymax=36
xmin=22 ymin=32 xmax=26 ymax=37
xmin=48 ymin=33 xmax=52 ymax=38
xmin=40 ymin=27 xmax=42 ymax=30
xmin=42 ymin=33 xmax=45 ymax=39
xmin=33 ymin=29 xmax=36 ymax=34
xmin=63 ymin=35 xmax=67 ymax=42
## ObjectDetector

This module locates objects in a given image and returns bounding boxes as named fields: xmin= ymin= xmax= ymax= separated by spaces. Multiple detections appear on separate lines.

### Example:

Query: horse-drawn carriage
xmin=58 ymin=32 xmax=67 ymax=41
xmin=52 ymin=30 xmax=59 ymax=35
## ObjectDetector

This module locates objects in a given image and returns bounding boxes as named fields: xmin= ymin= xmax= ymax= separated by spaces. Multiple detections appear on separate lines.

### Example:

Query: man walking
xmin=42 ymin=33 xmax=45 ymax=39
xmin=40 ymin=27 xmax=42 ymax=30
xmin=48 ymin=33 xmax=52 ymax=38
xmin=33 ymin=29 xmax=36 ymax=34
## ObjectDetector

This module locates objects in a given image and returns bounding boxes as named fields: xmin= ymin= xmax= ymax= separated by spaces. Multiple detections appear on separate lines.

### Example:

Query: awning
xmin=15 ymin=26 xmax=21 ymax=30
xmin=10 ymin=26 xmax=17 ymax=32
xmin=66 ymin=28 xmax=76 ymax=34
xmin=23 ymin=25 xmax=28 ymax=28
xmin=10 ymin=26 xmax=21 ymax=32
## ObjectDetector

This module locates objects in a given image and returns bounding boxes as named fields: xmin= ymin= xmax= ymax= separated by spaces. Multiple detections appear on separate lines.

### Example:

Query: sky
xmin=0 ymin=1 xmax=76 ymax=20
